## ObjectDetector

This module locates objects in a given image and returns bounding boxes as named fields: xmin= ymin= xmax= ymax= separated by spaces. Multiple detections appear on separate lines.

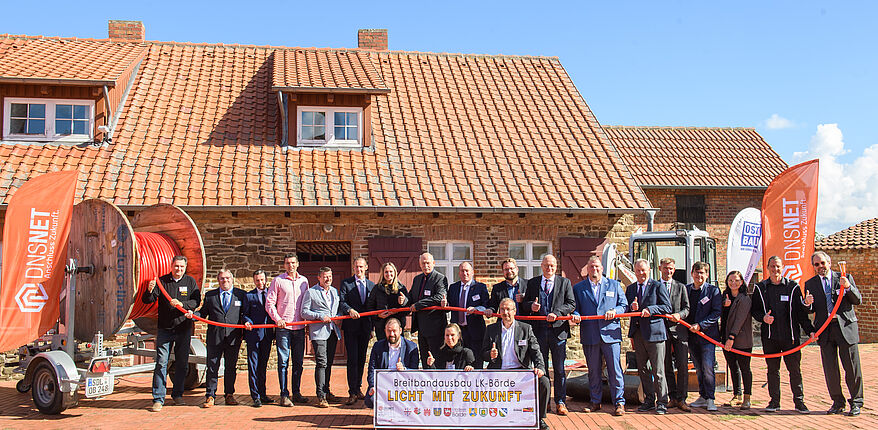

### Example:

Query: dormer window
xmin=296 ymin=106 xmax=361 ymax=147
xmin=3 ymin=98 xmax=94 ymax=142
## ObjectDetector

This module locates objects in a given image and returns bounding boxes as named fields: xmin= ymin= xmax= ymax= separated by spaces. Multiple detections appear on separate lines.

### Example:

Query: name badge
xmin=517 ymin=340 xmax=527 ymax=346
xmin=179 ymin=286 xmax=188 ymax=294
xmin=780 ymin=295 xmax=790 ymax=302
xmin=424 ymin=290 xmax=431 ymax=296
xmin=472 ymin=294 xmax=480 ymax=300
xmin=606 ymin=291 xmax=615 ymax=297
xmin=700 ymin=296 xmax=710 ymax=305
xmin=234 ymin=300 xmax=241 ymax=306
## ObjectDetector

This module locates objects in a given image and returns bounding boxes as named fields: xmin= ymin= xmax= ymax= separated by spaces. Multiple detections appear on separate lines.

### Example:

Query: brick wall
xmin=108 ymin=20 xmax=145 ymax=42
xmin=633 ymin=188 xmax=765 ymax=278
xmin=820 ymin=247 xmax=878 ymax=343
xmin=357 ymin=29 xmax=388 ymax=51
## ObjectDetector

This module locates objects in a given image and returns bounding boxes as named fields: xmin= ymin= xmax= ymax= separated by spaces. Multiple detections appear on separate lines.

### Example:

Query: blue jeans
xmin=276 ymin=328 xmax=305 ymax=398
xmin=689 ymin=337 xmax=716 ymax=400
xmin=152 ymin=325 xmax=192 ymax=403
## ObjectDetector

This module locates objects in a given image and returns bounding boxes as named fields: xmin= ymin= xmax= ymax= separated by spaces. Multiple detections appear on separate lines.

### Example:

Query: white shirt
xmin=501 ymin=323 xmax=522 ymax=369
xmin=388 ymin=342 xmax=402 ymax=368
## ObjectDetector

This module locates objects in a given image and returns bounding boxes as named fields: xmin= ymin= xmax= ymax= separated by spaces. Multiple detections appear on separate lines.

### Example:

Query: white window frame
xmin=509 ymin=241 xmax=552 ymax=279
xmin=296 ymin=106 xmax=362 ymax=147
xmin=427 ymin=241 xmax=473 ymax=284
xmin=3 ymin=97 xmax=95 ymax=143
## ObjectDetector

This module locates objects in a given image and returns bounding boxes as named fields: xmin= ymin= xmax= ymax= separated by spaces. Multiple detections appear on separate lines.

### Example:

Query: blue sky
xmin=2 ymin=1 xmax=875 ymax=234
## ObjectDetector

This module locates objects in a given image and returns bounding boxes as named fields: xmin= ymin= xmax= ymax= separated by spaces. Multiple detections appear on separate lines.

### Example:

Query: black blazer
xmin=409 ymin=270 xmax=449 ymax=337
xmin=523 ymin=275 xmax=575 ymax=336
xmin=198 ymin=287 xmax=247 ymax=347
xmin=482 ymin=320 xmax=546 ymax=373
xmin=664 ymin=279 xmax=690 ymax=340
xmin=488 ymin=278 xmax=527 ymax=314
xmin=428 ymin=343 xmax=476 ymax=370
xmin=625 ymin=278 xmax=672 ymax=342
xmin=805 ymin=271 xmax=861 ymax=345
xmin=448 ymin=281 xmax=489 ymax=332
xmin=339 ymin=276 xmax=375 ymax=334
xmin=366 ymin=338 xmax=420 ymax=390
xmin=242 ymin=288 xmax=274 ymax=343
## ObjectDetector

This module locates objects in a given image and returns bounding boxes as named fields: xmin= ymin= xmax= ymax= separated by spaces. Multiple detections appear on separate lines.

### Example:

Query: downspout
xmin=277 ymin=91 xmax=288 ymax=146
xmin=645 ymin=209 xmax=657 ymax=232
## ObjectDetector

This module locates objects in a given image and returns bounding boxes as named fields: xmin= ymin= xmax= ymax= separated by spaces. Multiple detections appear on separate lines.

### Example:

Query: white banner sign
xmin=374 ymin=369 xmax=538 ymax=429
xmin=727 ymin=207 xmax=763 ymax=284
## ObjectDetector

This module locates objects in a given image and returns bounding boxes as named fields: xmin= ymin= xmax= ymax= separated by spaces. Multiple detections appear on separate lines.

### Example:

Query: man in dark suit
xmin=626 ymin=259 xmax=672 ymax=414
xmin=805 ymin=251 xmax=863 ymax=416
xmin=447 ymin=261 xmax=489 ymax=369
xmin=338 ymin=257 xmax=374 ymax=405
xmin=483 ymin=298 xmax=551 ymax=430
xmin=487 ymin=258 xmax=527 ymax=316
xmin=523 ymin=254 xmax=575 ymax=415
xmin=189 ymin=269 xmax=247 ymax=408
xmin=365 ymin=318 xmax=419 ymax=409
xmin=571 ymin=256 xmax=628 ymax=416
xmin=659 ymin=257 xmax=691 ymax=411
xmin=142 ymin=255 xmax=201 ymax=412
xmin=409 ymin=252 xmax=449 ymax=368
xmin=242 ymin=270 xmax=274 ymax=407
xmin=686 ymin=261 xmax=723 ymax=412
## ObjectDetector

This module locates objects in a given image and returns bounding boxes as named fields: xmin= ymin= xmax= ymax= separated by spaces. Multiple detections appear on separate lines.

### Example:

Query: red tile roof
xmin=817 ymin=218 xmax=878 ymax=250
xmin=0 ymin=35 xmax=652 ymax=212
xmin=0 ymin=35 xmax=146 ymax=86
xmin=605 ymin=126 xmax=788 ymax=189
xmin=272 ymin=49 xmax=389 ymax=93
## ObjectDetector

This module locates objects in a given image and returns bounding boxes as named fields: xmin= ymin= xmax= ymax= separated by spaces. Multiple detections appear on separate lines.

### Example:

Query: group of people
xmin=141 ymin=250 xmax=864 ymax=430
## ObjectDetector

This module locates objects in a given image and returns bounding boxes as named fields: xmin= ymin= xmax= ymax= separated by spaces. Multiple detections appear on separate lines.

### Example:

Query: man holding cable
xmin=265 ymin=254 xmax=310 ymax=407
xmin=142 ymin=255 xmax=201 ymax=412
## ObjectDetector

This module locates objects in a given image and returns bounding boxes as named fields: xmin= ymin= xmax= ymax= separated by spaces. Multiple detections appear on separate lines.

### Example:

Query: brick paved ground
xmin=1 ymin=344 xmax=875 ymax=429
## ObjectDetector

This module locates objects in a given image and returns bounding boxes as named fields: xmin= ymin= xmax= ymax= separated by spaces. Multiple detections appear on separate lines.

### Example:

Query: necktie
xmin=824 ymin=277 xmax=833 ymax=314
xmin=222 ymin=291 xmax=230 ymax=312
xmin=637 ymin=284 xmax=644 ymax=303
xmin=420 ymin=275 xmax=428 ymax=299
xmin=458 ymin=283 xmax=468 ymax=325
xmin=358 ymin=279 xmax=366 ymax=303
xmin=260 ymin=290 xmax=265 ymax=305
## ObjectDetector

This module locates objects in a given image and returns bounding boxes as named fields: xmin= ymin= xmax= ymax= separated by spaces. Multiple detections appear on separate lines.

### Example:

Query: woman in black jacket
xmin=366 ymin=262 xmax=409 ymax=340
xmin=721 ymin=270 xmax=753 ymax=409
xmin=426 ymin=323 xmax=475 ymax=371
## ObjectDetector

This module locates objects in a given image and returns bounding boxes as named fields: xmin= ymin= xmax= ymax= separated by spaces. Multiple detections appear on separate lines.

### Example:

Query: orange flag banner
xmin=0 ymin=171 xmax=78 ymax=351
xmin=760 ymin=159 xmax=819 ymax=293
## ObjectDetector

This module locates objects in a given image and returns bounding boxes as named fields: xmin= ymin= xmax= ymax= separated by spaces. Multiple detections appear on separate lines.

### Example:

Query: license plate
xmin=85 ymin=374 xmax=114 ymax=398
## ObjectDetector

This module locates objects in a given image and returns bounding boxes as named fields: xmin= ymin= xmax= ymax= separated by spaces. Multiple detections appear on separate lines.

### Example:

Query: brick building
xmin=0 ymin=22 xmax=653 ymax=292
xmin=605 ymin=126 xmax=788 ymax=278
xmin=817 ymin=218 xmax=878 ymax=342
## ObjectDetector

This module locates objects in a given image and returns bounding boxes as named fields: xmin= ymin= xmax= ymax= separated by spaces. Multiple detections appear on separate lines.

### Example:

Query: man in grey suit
xmin=805 ymin=251 xmax=864 ymax=416
xmin=659 ymin=257 xmax=691 ymax=411
xmin=301 ymin=266 xmax=341 ymax=408
xmin=483 ymin=298 xmax=551 ymax=430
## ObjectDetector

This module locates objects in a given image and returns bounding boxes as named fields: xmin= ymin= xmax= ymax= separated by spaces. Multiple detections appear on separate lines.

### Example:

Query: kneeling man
xmin=365 ymin=318 xmax=420 ymax=408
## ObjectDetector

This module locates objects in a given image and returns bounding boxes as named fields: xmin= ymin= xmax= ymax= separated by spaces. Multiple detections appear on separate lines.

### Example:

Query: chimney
xmin=358 ymin=29 xmax=388 ymax=51
xmin=108 ymin=20 xmax=145 ymax=42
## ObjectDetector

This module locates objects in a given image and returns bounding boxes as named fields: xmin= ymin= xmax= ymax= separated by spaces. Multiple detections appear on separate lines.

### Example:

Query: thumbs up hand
xmin=724 ymin=296 xmax=732 ymax=307
xmin=490 ymin=342 xmax=499 ymax=360
xmin=804 ymin=291 xmax=814 ymax=306
xmin=531 ymin=301 xmax=541 ymax=312
xmin=440 ymin=296 xmax=448 ymax=308
xmin=763 ymin=310 xmax=774 ymax=325
xmin=630 ymin=297 xmax=639 ymax=312
xmin=427 ymin=351 xmax=435 ymax=367
xmin=398 ymin=292 xmax=406 ymax=305
xmin=396 ymin=355 xmax=405 ymax=371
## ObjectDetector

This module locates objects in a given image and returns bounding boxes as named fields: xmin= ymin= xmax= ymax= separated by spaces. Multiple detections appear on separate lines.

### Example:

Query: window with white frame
xmin=296 ymin=106 xmax=362 ymax=147
xmin=509 ymin=241 xmax=552 ymax=279
xmin=3 ymin=98 xmax=94 ymax=142
xmin=427 ymin=241 xmax=472 ymax=283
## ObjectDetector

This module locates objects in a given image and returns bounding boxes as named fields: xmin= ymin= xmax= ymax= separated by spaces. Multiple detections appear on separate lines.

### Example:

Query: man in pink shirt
xmin=265 ymin=254 xmax=310 ymax=406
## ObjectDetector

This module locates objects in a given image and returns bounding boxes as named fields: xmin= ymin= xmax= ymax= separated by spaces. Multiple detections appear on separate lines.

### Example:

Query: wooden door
xmin=560 ymin=237 xmax=608 ymax=284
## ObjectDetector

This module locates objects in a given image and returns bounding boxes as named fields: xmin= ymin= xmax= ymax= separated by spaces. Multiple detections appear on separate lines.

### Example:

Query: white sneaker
xmin=706 ymin=399 xmax=717 ymax=411
xmin=690 ymin=397 xmax=708 ymax=408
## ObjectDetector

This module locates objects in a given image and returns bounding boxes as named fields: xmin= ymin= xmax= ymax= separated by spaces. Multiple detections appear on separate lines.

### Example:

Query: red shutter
xmin=560 ymin=237 xmax=609 ymax=284
xmin=368 ymin=237 xmax=423 ymax=290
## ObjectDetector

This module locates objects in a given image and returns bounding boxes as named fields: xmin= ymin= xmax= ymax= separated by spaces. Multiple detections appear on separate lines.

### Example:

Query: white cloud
xmin=764 ymin=114 xmax=795 ymax=130
xmin=793 ymin=124 xmax=878 ymax=234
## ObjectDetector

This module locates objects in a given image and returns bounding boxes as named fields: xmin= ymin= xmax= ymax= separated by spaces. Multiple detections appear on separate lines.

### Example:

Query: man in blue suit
xmin=685 ymin=261 xmax=722 ymax=411
xmin=338 ymin=257 xmax=374 ymax=405
xmin=365 ymin=318 xmax=419 ymax=408
xmin=626 ymin=259 xmax=672 ymax=414
xmin=447 ymin=261 xmax=489 ymax=369
xmin=243 ymin=270 xmax=274 ymax=407
xmin=572 ymin=255 xmax=628 ymax=416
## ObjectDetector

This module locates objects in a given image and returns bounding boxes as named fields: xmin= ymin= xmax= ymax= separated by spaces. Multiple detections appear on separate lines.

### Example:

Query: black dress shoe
xmin=848 ymin=406 xmax=861 ymax=416
xmin=261 ymin=396 xmax=275 ymax=404
xmin=539 ymin=419 xmax=550 ymax=430
xmin=252 ymin=398 xmax=262 ymax=408
xmin=827 ymin=404 xmax=845 ymax=414
xmin=637 ymin=403 xmax=656 ymax=412
xmin=290 ymin=394 xmax=309 ymax=404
